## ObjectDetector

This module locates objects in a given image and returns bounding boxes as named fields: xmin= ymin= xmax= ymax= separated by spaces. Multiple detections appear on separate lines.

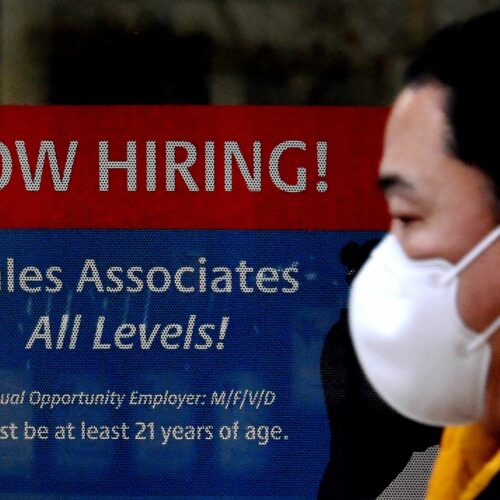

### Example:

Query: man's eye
xmin=397 ymin=215 xmax=420 ymax=226
xmin=400 ymin=216 xmax=414 ymax=224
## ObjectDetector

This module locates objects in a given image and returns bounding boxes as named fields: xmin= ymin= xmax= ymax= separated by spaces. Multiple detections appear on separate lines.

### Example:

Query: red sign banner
xmin=0 ymin=106 xmax=388 ymax=229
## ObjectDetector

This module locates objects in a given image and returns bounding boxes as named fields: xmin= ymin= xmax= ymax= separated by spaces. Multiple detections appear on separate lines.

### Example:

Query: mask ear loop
xmin=441 ymin=226 xmax=500 ymax=285
xmin=438 ymin=227 xmax=500 ymax=354
xmin=466 ymin=316 xmax=500 ymax=353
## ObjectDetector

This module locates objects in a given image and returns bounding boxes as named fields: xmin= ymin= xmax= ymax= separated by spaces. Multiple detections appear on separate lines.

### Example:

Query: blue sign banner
xmin=0 ymin=230 xmax=380 ymax=497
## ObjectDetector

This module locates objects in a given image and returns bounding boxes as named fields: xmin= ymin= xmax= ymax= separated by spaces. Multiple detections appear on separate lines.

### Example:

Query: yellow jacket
xmin=427 ymin=424 xmax=500 ymax=500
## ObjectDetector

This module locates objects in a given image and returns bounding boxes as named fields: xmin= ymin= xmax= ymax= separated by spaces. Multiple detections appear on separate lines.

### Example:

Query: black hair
xmin=405 ymin=10 xmax=500 ymax=194
xmin=340 ymin=239 xmax=381 ymax=284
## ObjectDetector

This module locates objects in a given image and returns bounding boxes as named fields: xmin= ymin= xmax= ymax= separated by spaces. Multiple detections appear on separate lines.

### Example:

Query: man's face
xmin=379 ymin=82 xmax=500 ymax=433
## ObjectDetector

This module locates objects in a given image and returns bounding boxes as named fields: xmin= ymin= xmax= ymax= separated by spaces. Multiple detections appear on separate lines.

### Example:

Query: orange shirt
xmin=427 ymin=424 xmax=500 ymax=500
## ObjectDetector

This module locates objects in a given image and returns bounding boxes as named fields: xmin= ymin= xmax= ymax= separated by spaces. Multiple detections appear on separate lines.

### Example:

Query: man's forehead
xmin=380 ymin=83 xmax=453 ymax=185
xmin=385 ymin=83 xmax=449 ymax=146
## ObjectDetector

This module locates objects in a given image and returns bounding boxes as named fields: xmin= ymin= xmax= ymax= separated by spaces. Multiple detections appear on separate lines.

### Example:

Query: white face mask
xmin=348 ymin=227 xmax=500 ymax=427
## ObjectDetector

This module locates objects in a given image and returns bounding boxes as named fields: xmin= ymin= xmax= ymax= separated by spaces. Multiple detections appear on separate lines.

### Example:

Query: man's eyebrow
xmin=377 ymin=174 xmax=414 ymax=193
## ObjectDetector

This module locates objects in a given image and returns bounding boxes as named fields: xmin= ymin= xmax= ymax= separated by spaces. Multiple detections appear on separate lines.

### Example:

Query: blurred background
xmin=1 ymin=0 xmax=500 ymax=106
xmin=0 ymin=2 xmax=495 ymax=497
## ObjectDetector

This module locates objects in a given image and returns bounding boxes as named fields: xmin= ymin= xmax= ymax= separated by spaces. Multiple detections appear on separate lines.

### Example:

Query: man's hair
xmin=405 ymin=10 xmax=500 ymax=193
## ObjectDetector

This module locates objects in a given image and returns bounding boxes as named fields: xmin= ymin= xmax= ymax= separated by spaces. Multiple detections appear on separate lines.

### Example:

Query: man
xmin=348 ymin=10 xmax=500 ymax=500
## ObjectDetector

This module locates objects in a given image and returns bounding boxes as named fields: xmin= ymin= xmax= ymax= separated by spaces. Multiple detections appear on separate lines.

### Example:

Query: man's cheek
xmin=457 ymin=254 xmax=500 ymax=332
xmin=392 ymin=225 xmax=438 ymax=260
